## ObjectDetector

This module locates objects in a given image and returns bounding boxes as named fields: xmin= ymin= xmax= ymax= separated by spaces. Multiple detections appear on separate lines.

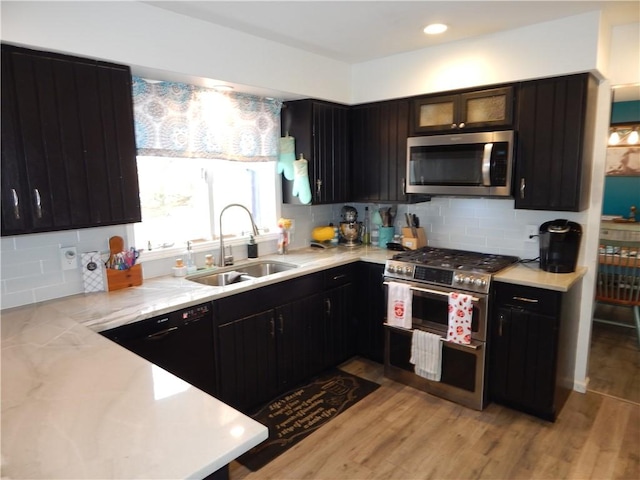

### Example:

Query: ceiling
xmin=143 ymin=1 xmax=640 ymax=100
xmin=146 ymin=1 xmax=639 ymax=64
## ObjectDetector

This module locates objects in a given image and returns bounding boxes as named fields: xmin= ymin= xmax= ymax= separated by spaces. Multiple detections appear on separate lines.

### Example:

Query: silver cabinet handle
xmin=458 ymin=122 xmax=465 ymax=129
xmin=520 ymin=178 xmax=526 ymax=199
xmin=11 ymin=189 xmax=20 ymax=219
xmin=316 ymin=179 xmax=322 ymax=196
xmin=33 ymin=188 xmax=42 ymax=219
xmin=325 ymin=298 xmax=331 ymax=316
xmin=481 ymin=143 xmax=493 ymax=186
xmin=269 ymin=316 xmax=275 ymax=338
xmin=278 ymin=314 xmax=284 ymax=334
xmin=402 ymin=177 xmax=406 ymax=195
xmin=513 ymin=296 xmax=539 ymax=303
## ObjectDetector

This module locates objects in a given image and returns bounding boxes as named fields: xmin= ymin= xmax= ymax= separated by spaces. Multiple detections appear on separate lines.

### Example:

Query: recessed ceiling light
xmin=424 ymin=23 xmax=448 ymax=35
xmin=213 ymin=85 xmax=234 ymax=92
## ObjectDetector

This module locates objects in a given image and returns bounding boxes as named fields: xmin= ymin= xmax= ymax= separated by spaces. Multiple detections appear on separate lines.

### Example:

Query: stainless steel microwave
xmin=406 ymin=130 xmax=515 ymax=197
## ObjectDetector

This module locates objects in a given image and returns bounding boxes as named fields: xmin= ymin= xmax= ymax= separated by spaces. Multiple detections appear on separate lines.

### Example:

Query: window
xmin=130 ymin=76 xmax=283 ymax=255
xmin=134 ymin=156 xmax=278 ymax=251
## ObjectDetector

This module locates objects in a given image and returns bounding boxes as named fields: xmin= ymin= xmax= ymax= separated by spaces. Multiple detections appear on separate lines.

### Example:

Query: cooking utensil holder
xmin=401 ymin=227 xmax=427 ymax=250
xmin=106 ymin=264 xmax=143 ymax=291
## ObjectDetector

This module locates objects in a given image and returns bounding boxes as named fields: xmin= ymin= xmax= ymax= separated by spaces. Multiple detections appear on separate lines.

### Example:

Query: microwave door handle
xmin=481 ymin=143 xmax=494 ymax=186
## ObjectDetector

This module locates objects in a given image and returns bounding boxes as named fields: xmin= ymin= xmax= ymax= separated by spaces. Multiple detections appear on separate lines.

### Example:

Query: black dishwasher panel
xmin=100 ymin=302 xmax=216 ymax=396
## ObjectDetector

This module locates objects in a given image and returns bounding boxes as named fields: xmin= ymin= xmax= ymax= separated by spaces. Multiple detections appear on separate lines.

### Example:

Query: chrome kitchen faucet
xmin=219 ymin=204 xmax=260 ymax=266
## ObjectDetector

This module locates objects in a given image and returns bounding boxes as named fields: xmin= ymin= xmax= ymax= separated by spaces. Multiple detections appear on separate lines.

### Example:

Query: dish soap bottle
xmin=185 ymin=240 xmax=197 ymax=274
xmin=247 ymin=235 xmax=258 ymax=258
xmin=363 ymin=206 xmax=371 ymax=245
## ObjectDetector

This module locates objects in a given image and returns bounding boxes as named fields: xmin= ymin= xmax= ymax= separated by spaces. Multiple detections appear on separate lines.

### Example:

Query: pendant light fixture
xmin=608 ymin=124 xmax=640 ymax=146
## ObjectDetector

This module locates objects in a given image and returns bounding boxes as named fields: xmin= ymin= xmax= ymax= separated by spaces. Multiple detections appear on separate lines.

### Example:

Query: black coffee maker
xmin=539 ymin=219 xmax=582 ymax=273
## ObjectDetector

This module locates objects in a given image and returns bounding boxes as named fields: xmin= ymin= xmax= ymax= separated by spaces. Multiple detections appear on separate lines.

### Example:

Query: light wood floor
xmin=230 ymin=357 xmax=639 ymax=480
xmin=589 ymin=315 xmax=640 ymax=404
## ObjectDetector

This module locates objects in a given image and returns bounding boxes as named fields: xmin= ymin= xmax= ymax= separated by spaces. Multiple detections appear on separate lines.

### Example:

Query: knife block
xmin=401 ymin=227 xmax=427 ymax=250
xmin=106 ymin=264 xmax=143 ymax=291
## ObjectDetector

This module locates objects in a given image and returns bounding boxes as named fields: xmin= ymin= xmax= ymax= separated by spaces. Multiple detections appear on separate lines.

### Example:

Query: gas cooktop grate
xmin=392 ymin=247 xmax=519 ymax=273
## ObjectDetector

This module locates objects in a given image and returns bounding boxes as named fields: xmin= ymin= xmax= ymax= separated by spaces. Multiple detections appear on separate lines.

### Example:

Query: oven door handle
xmin=384 ymin=323 xmax=483 ymax=350
xmin=383 ymin=281 xmax=480 ymax=303
xmin=442 ymin=338 xmax=482 ymax=351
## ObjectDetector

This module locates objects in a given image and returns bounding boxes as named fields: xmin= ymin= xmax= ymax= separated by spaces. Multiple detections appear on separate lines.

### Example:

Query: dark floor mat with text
xmin=235 ymin=368 xmax=380 ymax=471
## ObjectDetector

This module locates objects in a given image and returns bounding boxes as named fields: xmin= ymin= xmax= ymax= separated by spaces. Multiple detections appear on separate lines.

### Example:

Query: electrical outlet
xmin=524 ymin=225 xmax=538 ymax=243
xmin=60 ymin=246 xmax=79 ymax=270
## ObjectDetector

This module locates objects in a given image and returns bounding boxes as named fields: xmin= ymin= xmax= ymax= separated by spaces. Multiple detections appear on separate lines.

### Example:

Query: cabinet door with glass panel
xmin=412 ymin=86 xmax=514 ymax=134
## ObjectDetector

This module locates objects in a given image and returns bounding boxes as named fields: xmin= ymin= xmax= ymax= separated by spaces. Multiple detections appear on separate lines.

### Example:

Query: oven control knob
xmin=387 ymin=265 xmax=395 ymax=274
xmin=463 ymin=276 xmax=472 ymax=285
xmin=474 ymin=278 xmax=486 ymax=288
xmin=404 ymin=266 xmax=413 ymax=275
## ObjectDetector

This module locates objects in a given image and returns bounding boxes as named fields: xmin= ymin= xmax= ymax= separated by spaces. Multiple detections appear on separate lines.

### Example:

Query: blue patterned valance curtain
xmin=132 ymin=76 xmax=283 ymax=162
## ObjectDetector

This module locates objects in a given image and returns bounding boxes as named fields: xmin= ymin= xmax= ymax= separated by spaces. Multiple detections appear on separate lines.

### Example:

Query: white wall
xmin=0 ymin=1 xmax=351 ymax=102
xmin=350 ymin=11 xmax=604 ymax=104
xmin=608 ymin=23 xmax=640 ymax=86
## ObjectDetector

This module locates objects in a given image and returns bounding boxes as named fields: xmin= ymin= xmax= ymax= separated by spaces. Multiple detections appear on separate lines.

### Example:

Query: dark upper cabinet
xmin=1 ymin=44 xmax=141 ymax=236
xmin=514 ymin=73 xmax=597 ymax=211
xmin=281 ymin=99 xmax=349 ymax=205
xmin=350 ymin=98 xmax=412 ymax=202
xmin=411 ymin=86 xmax=514 ymax=135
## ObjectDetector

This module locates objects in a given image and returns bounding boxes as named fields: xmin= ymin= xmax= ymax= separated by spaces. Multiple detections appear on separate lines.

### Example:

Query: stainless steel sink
xmin=190 ymin=271 xmax=253 ymax=286
xmin=236 ymin=261 xmax=298 ymax=277
xmin=187 ymin=260 xmax=298 ymax=286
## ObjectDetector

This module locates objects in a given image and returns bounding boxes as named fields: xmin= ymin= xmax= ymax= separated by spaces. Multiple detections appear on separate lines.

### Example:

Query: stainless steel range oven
xmin=383 ymin=247 xmax=519 ymax=410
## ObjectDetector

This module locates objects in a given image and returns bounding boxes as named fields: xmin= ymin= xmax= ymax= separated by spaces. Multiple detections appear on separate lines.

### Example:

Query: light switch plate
xmin=60 ymin=246 xmax=79 ymax=270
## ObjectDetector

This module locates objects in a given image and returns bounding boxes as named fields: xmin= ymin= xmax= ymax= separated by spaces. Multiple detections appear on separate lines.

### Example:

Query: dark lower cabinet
xmin=323 ymin=282 xmax=355 ymax=367
xmin=355 ymin=262 xmax=385 ymax=363
xmin=216 ymin=309 xmax=279 ymax=411
xmin=214 ymin=267 xmax=356 ymax=412
xmin=489 ymin=282 xmax=570 ymax=421
xmin=1 ymin=44 xmax=141 ymax=236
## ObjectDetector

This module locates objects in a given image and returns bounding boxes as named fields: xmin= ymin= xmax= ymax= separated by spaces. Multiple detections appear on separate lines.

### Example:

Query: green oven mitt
xmin=278 ymin=136 xmax=296 ymax=181
xmin=292 ymin=154 xmax=312 ymax=204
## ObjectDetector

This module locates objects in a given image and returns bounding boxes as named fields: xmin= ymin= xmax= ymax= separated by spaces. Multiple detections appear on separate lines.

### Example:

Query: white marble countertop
xmin=0 ymin=245 xmax=585 ymax=479
xmin=1 ymin=304 xmax=268 ymax=479
xmin=494 ymin=262 xmax=587 ymax=292
xmin=0 ymin=246 xmax=391 ymax=480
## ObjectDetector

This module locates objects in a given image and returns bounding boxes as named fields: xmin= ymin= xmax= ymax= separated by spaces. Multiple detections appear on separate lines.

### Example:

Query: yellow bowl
xmin=312 ymin=226 xmax=335 ymax=242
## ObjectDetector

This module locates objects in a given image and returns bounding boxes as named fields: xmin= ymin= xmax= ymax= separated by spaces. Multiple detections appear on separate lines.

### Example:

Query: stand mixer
xmin=339 ymin=206 xmax=363 ymax=246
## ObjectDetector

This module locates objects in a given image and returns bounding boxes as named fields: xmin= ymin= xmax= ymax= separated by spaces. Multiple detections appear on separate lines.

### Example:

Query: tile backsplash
xmin=1 ymin=225 xmax=129 ymax=310
xmin=285 ymin=197 xmax=586 ymax=260
xmin=1 ymin=198 xmax=587 ymax=310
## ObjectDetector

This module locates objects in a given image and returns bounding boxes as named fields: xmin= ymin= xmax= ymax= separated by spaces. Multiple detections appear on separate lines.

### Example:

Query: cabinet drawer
xmin=493 ymin=282 xmax=560 ymax=317
xmin=324 ymin=264 xmax=355 ymax=289
xmin=215 ymin=273 xmax=322 ymax=324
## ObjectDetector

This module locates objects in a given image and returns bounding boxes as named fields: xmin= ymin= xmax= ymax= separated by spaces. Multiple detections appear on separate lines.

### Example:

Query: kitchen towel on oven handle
xmin=386 ymin=281 xmax=412 ymax=329
xmin=410 ymin=329 xmax=442 ymax=381
xmin=447 ymin=292 xmax=473 ymax=344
